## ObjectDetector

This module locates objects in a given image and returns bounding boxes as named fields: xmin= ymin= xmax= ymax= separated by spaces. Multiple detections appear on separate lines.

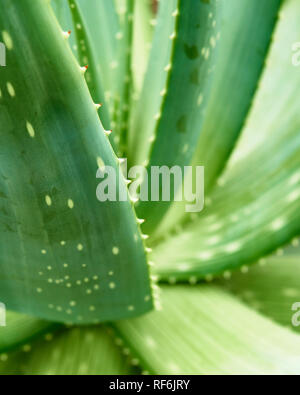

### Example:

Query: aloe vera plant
xmin=0 ymin=0 xmax=300 ymax=375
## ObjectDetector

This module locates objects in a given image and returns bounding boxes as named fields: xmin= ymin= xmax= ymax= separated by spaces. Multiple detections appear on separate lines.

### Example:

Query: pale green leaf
xmin=0 ymin=312 xmax=57 ymax=353
xmin=0 ymin=326 xmax=135 ymax=375
xmin=220 ymin=241 xmax=300 ymax=333
xmin=115 ymin=285 xmax=300 ymax=375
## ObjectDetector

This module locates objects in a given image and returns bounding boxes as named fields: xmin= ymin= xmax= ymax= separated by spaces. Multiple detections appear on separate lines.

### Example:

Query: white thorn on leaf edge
xmin=62 ymin=30 xmax=71 ymax=39
xmin=80 ymin=65 xmax=88 ymax=74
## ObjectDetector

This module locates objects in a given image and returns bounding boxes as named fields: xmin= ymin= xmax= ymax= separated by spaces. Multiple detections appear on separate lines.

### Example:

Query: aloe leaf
xmin=0 ymin=0 xmax=153 ymax=324
xmin=0 ymin=349 xmax=23 ymax=375
xmin=220 ymin=241 xmax=300 ymax=333
xmin=131 ymin=0 xmax=153 ymax=98
xmin=114 ymin=286 xmax=300 ymax=375
xmin=129 ymin=0 xmax=154 ymax=143
xmin=129 ymin=0 xmax=219 ymax=234
xmin=153 ymin=0 xmax=282 ymax=236
xmin=128 ymin=0 xmax=178 ymax=166
xmin=0 ymin=326 xmax=135 ymax=375
xmin=113 ymin=0 xmax=135 ymax=157
xmin=64 ymin=0 xmax=110 ymax=129
xmin=151 ymin=0 xmax=300 ymax=281
xmin=192 ymin=0 xmax=282 ymax=190
xmin=152 ymin=135 xmax=300 ymax=281
xmin=51 ymin=0 xmax=78 ymax=58
xmin=75 ymin=0 xmax=120 ymax=115
xmin=0 ymin=312 xmax=57 ymax=353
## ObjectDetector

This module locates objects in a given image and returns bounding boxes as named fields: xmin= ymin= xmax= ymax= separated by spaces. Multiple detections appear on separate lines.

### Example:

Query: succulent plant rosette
xmin=0 ymin=0 xmax=300 ymax=375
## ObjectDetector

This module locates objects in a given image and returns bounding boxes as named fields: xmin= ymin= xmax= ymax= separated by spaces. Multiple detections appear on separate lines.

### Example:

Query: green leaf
xmin=0 ymin=0 xmax=153 ymax=324
xmin=192 ymin=0 xmax=282 ymax=191
xmin=114 ymin=285 xmax=300 ymax=374
xmin=113 ymin=0 xmax=135 ymax=156
xmin=128 ymin=0 xmax=178 ymax=166
xmin=130 ymin=0 xmax=219 ymax=234
xmin=131 ymin=0 xmax=154 ymax=98
xmin=51 ymin=0 xmax=77 ymax=58
xmin=75 ymin=0 xmax=120 ymax=116
xmin=220 ymin=240 xmax=300 ymax=333
xmin=152 ymin=138 xmax=300 ymax=281
xmin=152 ymin=136 xmax=300 ymax=282
xmin=153 ymin=0 xmax=282 ymax=236
xmin=67 ymin=0 xmax=111 ymax=129
xmin=0 ymin=326 xmax=135 ymax=375
xmin=151 ymin=0 xmax=300 ymax=281
xmin=0 ymin=312 xmax=57 ymax=353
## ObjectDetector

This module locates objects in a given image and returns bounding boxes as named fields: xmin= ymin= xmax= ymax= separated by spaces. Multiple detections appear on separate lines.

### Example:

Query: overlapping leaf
xmin=131 ymin=0 xmax=153 ymax=98
xmin=65 ymin=0 xmax=110 ymax=129
xmin=113 ymin=0 xmax=135 ymax=156
xmin=152 ymin=0 xmax=300 ymax=281
xmin=0 ymin=0 xmax=300 ymax=377
xmin=129 ymin=0 xmax=219 ymax=234
xmin=71 ymin=0 xmax=120 ymax=119
xmin=154 ymin=0 xmax=282 ymax=236
xmin=0 ymin=312 xmax=57 ymax=354
xmin=128 ymin=0 xmax=178 ymax=167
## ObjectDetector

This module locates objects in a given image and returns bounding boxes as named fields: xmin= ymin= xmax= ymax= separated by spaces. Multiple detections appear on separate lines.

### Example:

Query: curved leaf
xmin=51 ymin=0 xmax=78 ymax=59
xmin=152 ymin=136 xmax=300 ymax=281
xmin=115 ymin=286 xmax=300 ymax=375
xmin=139 ymin=0 xmax=219 ymax=233
xmin=128 ymin=0 xmax=178 ymax=167
xmin=67 ymin=0 xmax=111 ymax=129
xmin=0 ymin=0 xmax=153 ymax=324
xmin=0 ymin=326 xmax=135 ymax=375
xmin=131 ymin=0 xmax=153 ymax=97
xmin=75 ymin=0 xmax=120 ymax=116
xmin=113 ymin=0 xmax=135 ymax=156
xmin=154 ymin=0 xmax=282 ymax=236
xmin=0 ymin=312 xmax=57 ymax=353
xmin=220 ymin=241 xmax=300 ymax=333
xmin=152 ymin=0 xmax=300 ymax=281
